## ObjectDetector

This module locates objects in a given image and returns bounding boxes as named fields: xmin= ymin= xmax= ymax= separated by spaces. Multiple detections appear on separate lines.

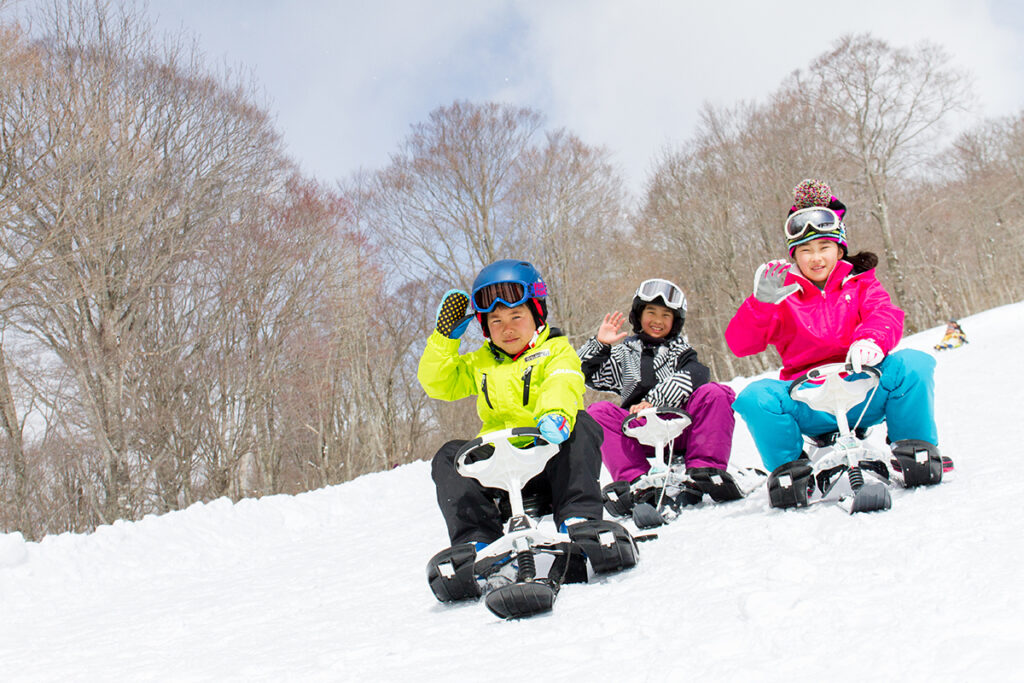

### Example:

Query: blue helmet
xmin=470 ymin=259 xmax=548 ymax=336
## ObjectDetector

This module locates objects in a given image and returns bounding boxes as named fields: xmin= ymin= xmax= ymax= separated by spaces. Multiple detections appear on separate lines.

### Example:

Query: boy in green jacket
xmin=419 ymin=259 xmax=606 ymax=547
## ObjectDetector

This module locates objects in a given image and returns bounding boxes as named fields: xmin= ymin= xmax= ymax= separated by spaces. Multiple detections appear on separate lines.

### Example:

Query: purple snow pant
xmin=587 ymin=382 xmax=736 ymax=482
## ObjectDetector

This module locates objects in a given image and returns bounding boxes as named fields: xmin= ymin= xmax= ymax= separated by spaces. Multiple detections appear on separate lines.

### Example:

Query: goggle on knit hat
xmin=785 ymin=179 xmax=848 ymax=256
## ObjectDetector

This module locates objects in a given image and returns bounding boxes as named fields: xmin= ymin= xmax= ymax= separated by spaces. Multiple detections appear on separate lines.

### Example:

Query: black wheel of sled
xmin=849 ymin=482 xmax=892 ymax=514
xmin=631 ymin=502 xmax=664 ymax=529
xmin=485 ymin=580 xmax=557 ymax=620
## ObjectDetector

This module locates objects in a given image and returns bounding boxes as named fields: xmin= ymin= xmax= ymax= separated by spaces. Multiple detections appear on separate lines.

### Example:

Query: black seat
xmin=494 ymin=480 xmax=553 ymax=520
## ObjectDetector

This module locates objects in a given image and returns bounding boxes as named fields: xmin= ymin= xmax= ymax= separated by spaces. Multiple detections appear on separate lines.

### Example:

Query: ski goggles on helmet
xmin=635 ymin=279 xmax=685 ymax=310
xmin=471 ymin=280 xmax=548 ymax=313
xmin=784 ymin=207 xmax=841 ymax=241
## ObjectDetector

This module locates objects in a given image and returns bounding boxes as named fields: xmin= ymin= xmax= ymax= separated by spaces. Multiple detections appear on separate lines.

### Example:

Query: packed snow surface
xmin=2 ymin=303 xmax=1022 ymax=681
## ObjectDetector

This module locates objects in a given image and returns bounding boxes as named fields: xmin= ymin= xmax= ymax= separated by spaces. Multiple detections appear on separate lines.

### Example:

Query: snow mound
xmin=0 ymin=532 xmax=27 ymax=568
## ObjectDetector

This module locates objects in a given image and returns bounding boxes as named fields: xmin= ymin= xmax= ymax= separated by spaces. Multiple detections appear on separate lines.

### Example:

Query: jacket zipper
xmin=481 ymin=373 xmax=493 ymax=409
xmin=521 ymin=366 xmax=534 ymax=406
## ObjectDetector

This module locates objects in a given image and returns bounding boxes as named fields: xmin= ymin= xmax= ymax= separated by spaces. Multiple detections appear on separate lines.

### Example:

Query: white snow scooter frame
xmin=426 ymin=427 xmax=638 ymax=620
xmin=601 ymin=407 xmax=755 ymax=530
xmin=786 ymin=362 xmax=892 ymax=513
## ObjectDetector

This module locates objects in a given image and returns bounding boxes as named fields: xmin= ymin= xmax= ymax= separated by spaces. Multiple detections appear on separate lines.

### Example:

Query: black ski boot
xmin=567 ymin=520 xmax=638 ymax=574
xmin=547 ymin=541 xmax=590 ymax=586
xmin=601 ymin=480 xmax=635 ymax=517
xmin=891 ymin=439 xmax=943 ymax=487
xmin=426 ymin=543 xmax=482 ymax=602
xmin=766 ymin=458 xmax=814 ymax=509
xmin=687 ymin=467 xmax=744 ymax=502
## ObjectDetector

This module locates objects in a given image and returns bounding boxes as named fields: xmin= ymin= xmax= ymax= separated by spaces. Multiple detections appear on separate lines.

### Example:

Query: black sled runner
xmin=601 ymin=407 xmax=765 ymax=529
xmin=427 ymin=427 xmax=638 ymax=620
xmin=770 ymin=363 xmax=949 ymax=514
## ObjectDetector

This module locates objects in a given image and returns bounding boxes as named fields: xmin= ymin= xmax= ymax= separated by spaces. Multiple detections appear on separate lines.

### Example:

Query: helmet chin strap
xmin=528 ymin=324 xmax=545 ymax=349
xmin=511 ymin=324 xmax=545 ymax=360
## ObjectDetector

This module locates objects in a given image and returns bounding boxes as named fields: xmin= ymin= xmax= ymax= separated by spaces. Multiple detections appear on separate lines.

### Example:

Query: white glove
xmin=846 ymin=339 xmax=883 ymax=373
xmin=753 ymin=260 xmax=800 ymax=304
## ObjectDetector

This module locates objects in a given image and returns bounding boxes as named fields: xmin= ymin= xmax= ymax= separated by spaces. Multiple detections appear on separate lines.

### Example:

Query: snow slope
xmin=2 ymin=303 xmax=1023 ymax=682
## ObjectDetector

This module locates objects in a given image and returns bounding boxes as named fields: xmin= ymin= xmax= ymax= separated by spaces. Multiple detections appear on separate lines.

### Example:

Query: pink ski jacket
xmin=725 ymin=260 xmax=904 ymax=380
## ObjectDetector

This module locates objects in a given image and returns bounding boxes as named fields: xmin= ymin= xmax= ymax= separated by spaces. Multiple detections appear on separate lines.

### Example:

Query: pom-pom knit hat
xmin=786 ymin=179 xmax=849 ymax=257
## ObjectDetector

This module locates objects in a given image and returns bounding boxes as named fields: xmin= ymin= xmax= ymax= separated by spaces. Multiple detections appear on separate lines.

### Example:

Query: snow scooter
xmin=601 ymin=407 xmax=763 ymax=530
xmin=786 ymin=363 xmax=893 ymax=513
xmin=426 ymin=427 xmax=638 ymax=620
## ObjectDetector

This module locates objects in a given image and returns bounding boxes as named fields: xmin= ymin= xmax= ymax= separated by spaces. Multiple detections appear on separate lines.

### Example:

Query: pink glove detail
xmin=846 ymin=339 xmax=883 ymax=373
xmin=753 ymin=260 xmax=800 ymax=304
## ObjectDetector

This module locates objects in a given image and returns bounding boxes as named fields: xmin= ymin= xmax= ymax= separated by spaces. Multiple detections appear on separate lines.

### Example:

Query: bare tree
xmin=509 ymin=129 xmax=631 ymax=343
xmin=0 ymin=11 xmax=57 ymax=538
xmin=365 ymin=100 xmax=544 ymax=290
xmin=899 ymin=114 xmax=1024 ymax=322
xmin=637 ymin=97 xmax=850 ymax=380
xmin=194 ymin=176 xmax=372 ymax=496
xmin=350 ymin=102 xmax=633 ymax=447
xmin=792 ymin=34 xmax=972 ymax=313
xmin=358 ymin=103 xmax=632 ymax=326
xmin=0 ymin=0 xmax=285 ymax=523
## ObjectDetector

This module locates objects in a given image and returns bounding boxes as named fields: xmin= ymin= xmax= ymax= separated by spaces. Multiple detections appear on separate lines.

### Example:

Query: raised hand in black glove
xmin=435 ymin=289 xmax=473 ymax=339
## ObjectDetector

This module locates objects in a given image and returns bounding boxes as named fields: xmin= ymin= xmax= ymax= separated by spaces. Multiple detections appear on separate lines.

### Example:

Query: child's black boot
xmin=766 ymin=457 xmax=814 ymax=509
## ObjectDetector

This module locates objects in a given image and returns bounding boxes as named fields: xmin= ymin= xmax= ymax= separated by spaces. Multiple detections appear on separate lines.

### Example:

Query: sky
xmin=9 ymin=1 xmax=1024 ymax=194
xmin=123 ymin=0 xmax=1024 ymax=196
xmin=2 ymin=304 xmax=1022 ymax=679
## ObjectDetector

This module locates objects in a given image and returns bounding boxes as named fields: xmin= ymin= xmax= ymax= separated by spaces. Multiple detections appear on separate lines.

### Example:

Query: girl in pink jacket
xmin=725 ymin=180 xmax=943 ymax=508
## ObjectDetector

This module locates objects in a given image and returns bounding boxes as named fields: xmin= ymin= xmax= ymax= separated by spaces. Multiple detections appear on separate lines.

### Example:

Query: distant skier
xmin=419 ymin=259 xmax=618 ymax=548
xmin=725 ymin=179 xmax=945 ymax=508
xmin=577 ymin=278 xmax=740 ymax=506
xmin=935 ymin=319 xmax=968 ymax=351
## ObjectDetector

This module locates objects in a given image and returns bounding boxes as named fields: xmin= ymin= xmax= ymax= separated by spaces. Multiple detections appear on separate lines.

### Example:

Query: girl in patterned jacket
xmin=725 ymin=179 xmax=944 ymax=509
xmin=577 ymin=278 xmax=740 ymax=504
xmin=419 ymin=259 xmax=610 ymax=547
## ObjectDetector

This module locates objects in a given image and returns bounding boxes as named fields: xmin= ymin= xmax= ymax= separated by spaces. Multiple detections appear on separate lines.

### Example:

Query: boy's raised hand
xmin=435 ymin=289 xmax=473 ymax=339
xmin=596 ymin=311 xmax=629 ymax=345
xmin=753 ymin=260 xmax=800 ymax=304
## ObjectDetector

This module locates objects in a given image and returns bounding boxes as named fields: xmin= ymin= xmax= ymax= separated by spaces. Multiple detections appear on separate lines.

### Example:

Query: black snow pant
xmin=431 ymin=410 xmax=604 ymax=546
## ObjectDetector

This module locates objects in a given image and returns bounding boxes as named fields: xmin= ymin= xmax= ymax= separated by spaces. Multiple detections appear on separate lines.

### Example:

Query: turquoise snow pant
xmin=732 ymin=349 xmax=938 ymax=472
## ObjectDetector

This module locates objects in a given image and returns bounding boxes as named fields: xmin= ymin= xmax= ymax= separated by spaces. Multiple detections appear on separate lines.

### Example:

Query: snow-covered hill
xmin=2 ymin=303 xmax=1022 ymax=682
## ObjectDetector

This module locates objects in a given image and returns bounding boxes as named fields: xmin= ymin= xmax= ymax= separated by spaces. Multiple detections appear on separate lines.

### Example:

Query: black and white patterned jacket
xmin=577 ymin=334 xmax=710 ymax=410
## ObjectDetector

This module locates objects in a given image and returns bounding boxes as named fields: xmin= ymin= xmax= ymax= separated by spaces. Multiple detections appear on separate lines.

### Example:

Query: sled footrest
xmin=568 ymin=520 xmax=638 ymax=574
xmin=426 ymin=543 xmax=482 ymax=603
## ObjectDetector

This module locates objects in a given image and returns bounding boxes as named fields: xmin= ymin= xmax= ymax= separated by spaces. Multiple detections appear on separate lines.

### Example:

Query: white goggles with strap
xmin=784 ymin=207 xmax=842 ymax=241
xmin=635 ymin=279 xmax=685 ymax=310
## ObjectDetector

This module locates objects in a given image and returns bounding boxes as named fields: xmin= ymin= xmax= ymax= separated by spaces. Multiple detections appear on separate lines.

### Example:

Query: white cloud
xmin=515 ymin=0 xmax=1024 ymax=192
xmin=86 ymin=0 xmax=1024 ymax=192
